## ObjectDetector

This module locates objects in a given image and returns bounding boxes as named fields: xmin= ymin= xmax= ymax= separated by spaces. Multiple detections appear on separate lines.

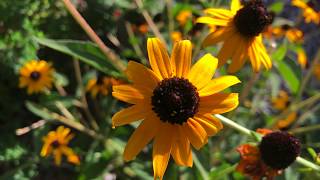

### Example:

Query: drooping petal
xmin=199 ymin=93 xmax=239 ymax=114
xmin=53 ymin=149 xmax=62 ymax=166
xmin=171 ymin=40 xmax=192 ymax=78
xmin=126 ymin=61 xmax=160 ymax=89
xmin=202 ymin=26 xmax=235 ymax=46
xmin=153 ymin=124 xmax=174 ymax=180
xmin=217 ymin=32 xmax=240 ymax=67
xmin=203 ymin=9 xmax=233 ymax=20
xmin=199 ymin=75 xmax=240 ymax=97
xmin=147 ymin=38 xmax=172 ymax=79
xmin=231 ymin=0 xmax=242 ymax=14
xmin=188 ymin=53 xmax=218 ymax=90
xmin=123 ymin=115 xmax=160 ymax=161
xmin=112 ymin=105 xmax=148 ymax=127
xmin=193 ymin=116 xmax=220 ymax=137
xmin=227 ymin=38 xmax=249 ymax=73
xmin=171 ymin=126 xmax=193 ymax=167
xmin=112 ymin=85 xmax=144 ymax=104
xmin=254 ymin=37 xmax=272 ymax=70
xmin=196 ymin=16 xmax=231 ymax=27
xmin=182 ymin=118 xmax=207 ymax=150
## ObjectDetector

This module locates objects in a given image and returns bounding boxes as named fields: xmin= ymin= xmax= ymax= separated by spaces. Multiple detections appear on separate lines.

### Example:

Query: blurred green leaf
xmin=25 ymin=101 xmax=53 ymax=120
xmin=276 ymin=60 xmax=300 ymax=93
xmin=53 ymin=72 xmax=69 ymax=87
xmin=34 ymin=37 xmax=124 ymax=78
xmin=210 ymin=163 xmax=236 ymax=180
xmin=269 ymin=2 xmax=284 ymax=13
xmin=272 ymin=42 xmax=287 ymax=62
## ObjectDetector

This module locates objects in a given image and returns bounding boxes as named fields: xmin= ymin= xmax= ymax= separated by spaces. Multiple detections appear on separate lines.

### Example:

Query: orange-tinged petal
xmin=199 ymin=93 xmax=239 ymax=114
xmin=183 ymin=118 xmax=207 ymax=150
xmin=112 ymin=105 xmax=147 ymax=127
xmin=153 ymin=124 xmax=173 ymax=180
xmin=217 ymin=32 xmax=240 ymax=67
xmin=228 ymin=38 xmax=249 ymax=73
xmin=201 ymin=26 xmax=235 ymax=46
xmin=171 ymin=126 xmax=193 ymax=167
xmin=53 ymin=149 xmax=62 ymax=166
xmin=199 ymin=75 xmax=240 ymax=97
xmin=248 ymin=41 xmax=262 ymax=72
xmin=196 ymin=16 xmax=230 ymax=26
xmin=123 ymin=115 xmax=160 ymax=161
xmin=147 ymin=38 xmax=172 ymax=79
xmin=193 ymin=116 xmax=220 ymax=136
xmin=126 ymin=61 xmax=160 ymax=89
xmin=171 ymin=40 xmax=192 ymax=78
xmin=188 ymin=53 xmax=218 ymax=90
xmin=254 ymin=37 xmax=272 ymax=70
xmin=112 ymin=85 xmax=144 ymax=104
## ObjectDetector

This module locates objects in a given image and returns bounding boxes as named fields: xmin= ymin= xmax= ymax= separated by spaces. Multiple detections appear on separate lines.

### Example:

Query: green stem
xmin=214 ymin=114 xmax=320 ymax=172
xmin=192 ymin=152 xmax=209 ymax=180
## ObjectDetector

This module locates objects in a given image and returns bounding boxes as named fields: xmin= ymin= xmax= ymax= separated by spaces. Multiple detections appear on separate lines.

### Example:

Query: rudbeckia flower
xmin=112 ymin=38 xmax=240 ymax=179
xmin=276 ymin=112 xmax=297 ymax=129
xmin=291 ymin=0 xmax=320 ymax=24
xmin=171 ymin=31 xmax=183 ymax=42
xmin=272 ymin=90 xmax=290 ymax=111
xmin=176 ymin=10 xmax=192 ymax=26
xmin=41 ymin=126 xmax=80 ymax=166
xmin=86 ymin=75 xmax=122 ymax=98
xmin=19 ymin=60 xmax=54 ymax=94
xmin=197 ymin=0 xmax=273 ymax=73
xmin=272 ymin=25 xmax=304 ymax=43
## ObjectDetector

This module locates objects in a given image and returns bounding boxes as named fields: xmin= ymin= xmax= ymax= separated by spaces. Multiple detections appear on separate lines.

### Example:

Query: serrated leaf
xmin=34 ymin=37 xmax=124 ymax=78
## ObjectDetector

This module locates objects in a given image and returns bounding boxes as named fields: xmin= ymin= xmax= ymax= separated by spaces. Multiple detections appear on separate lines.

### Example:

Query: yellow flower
xmin=41 ymin=126 xmax=80 ymax=166
xmin=197 ymin=0 xmax=273 ymax=73
xmin=138 ymin=24 xmax=149 ymax=34
xmin=314 ymin=64 xmax=320 ymax=80
xmin=171 ymin=31 xmax=183 ymax=42
xmin=86 ymin=76 xmax=122 ymax=98
xmin=176 ymin=10 xmax=192 ymax=26
xmin=112 ymin=38 xmax=240 ymax=179
xmin=292 ymin=0 xmax=320 ymax=24
xmin=276 ymin=112 xmax=297 ymax=129
xmin=272 ymin=90 xmax=289 ymax=111
xmin=272 ymin=25 xmax=304 ymax=43
xmin=19 ymin=60 xmax=54 ymax=94
xmin=297 ymin=48 xmax=307 ymax=69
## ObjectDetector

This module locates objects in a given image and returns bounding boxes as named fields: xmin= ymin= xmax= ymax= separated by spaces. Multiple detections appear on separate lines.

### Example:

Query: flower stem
xmin=214 ymin=114 xmax=320 ymax=172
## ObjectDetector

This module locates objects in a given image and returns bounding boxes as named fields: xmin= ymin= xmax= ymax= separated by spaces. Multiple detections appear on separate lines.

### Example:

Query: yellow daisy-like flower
xmin=176 ymin=10 xmax=192 ymax=26
xmin=19 ymin=60 xmax=54 ymax=94
xmin=291 ymin=0 xmax=320 ymax=24
xmin=86 ymin=76 xmax=122 ymax=98
xmin=171 ymin=31 xmax=183 ymax=43
xmin=41 ymin=126 xmax=80 ymax=166
xmin=297 ymin=48 xmax=307 ymax=69
xmin=272 ymin=90 xmax=290 ymax=111
xmin=272 ymin=25 xmax=304 ymax=43
xmin=197 ymin=0 xmax=273 ymax=73
xmin=112 ymin=38 xmax=240 ymax=179
xmin=276 ymin=112 xmax=297 ymax=129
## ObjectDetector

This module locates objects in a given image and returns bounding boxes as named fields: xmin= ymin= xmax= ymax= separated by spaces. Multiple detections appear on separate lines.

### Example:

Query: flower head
xmin=292 ymin=0 xmax=320 ymax=24
xmin=272 ymin=25 xmax=304 ymax=43
xmin=276 ymin=112 xmax=298 ymax=130
xmin=41 ymin=126 xmax=80 ymax=166
xmin=197 ymin=0 xmax=273 ymax=73
xmin=272 ymin=90 xmax=290 ymax=111
xmin=171 ymin=31 xmax=183 ymax=43
xmin=112 ymin=38 xmax=240 ymax=179
xmin=176 ymin=10 xmax=192 ymax=26
xmin=259 ymin=131 xmax=301 ymax=169
xmin=86 ymin=75 xmax=122 ymax=98
xmin=19 ymin=60 xmax=54 ymax=94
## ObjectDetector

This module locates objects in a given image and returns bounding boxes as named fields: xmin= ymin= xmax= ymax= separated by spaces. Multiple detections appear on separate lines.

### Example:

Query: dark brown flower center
xmin=151 ymin=77 xmax=199 ymax=125
xmin=30 ymin=71 xmax=41 ymax=81
xmin=234 ymin=0 xmax=272 ymax=38
xmin=281 ymin=24 xmax=291 ymax=31
xmin=96 ymin=74 xmax=105 ymax=85
xmin=51 ymin=140 xmax=60 ymax=148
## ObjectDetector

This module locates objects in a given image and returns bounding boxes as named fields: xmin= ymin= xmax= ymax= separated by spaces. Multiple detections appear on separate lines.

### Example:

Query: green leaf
xmin=275 ymin=60 xmax=300 ymax=94
xmin=272 ymin=42 xmax=287 ymax=62
xmin=210 ymin=163 xmax=236 ymax=179
xmin=34 ymin=37 xmax=124 ymax=78
xmin=269 ymin=2 xmax=284 ymax=13
xmin=25 ymin=101 xmax=54 ymax=120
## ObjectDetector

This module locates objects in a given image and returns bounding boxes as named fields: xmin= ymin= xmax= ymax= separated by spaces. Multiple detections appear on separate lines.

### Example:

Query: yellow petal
xmin=227 ymin=38 xmax=249 ymax=73
xmin=171 ymin=40 xmax=192 ymax=78
xmin=203 ymin=9 xmax=233 ymax=20
xmin=182 ymin=118 xmax=207 ymax=150
xmin=248 ymin=41 xmax=261 ymax=72
xmin=254 ymin=38 xmax=272 ymax=70
xmin=124 ymin=115 xmax=159 ymax=161
xmin=112 ymin=105 xmax=147 ymax=127
xmin=217 ymin=32 xmax=240 ymax=67
xmin=126 ymin=61 xmax=160 ymax=89
xmin=199 ymin=93 xmax=239 ymax=114
xmin=153 ymin=124 xmax=173 ymax=180
xmin=199 ymin=75 xmax=240 ymax=97
xmin=171 ymin=126 xmax=193 ymax=167
xmin=188 ymin=53 xmax=218 ymax=90
xmin=147 ymin=38 xmax=172 ymax=79
xmin=112 ymin=85 xmax=144 ymax=104
xmin=196 ymin=16 xmax=231 ymax=27
xmin=193 ymin=116 xmax=219 ymax=137
xmin=231 ymin=0 xmax=242 ymax=14
xmin=54 ymin=149 xmax=62 ymax=166
xmin=202 ymin=26 xmax=235 ymax=46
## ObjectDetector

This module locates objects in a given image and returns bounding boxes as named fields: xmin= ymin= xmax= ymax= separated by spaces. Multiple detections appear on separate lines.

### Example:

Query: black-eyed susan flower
xmin=276 ymin=112 xmax=297 ymax=129
xmin=272 ymin=25 xmax=304 ymax=43
xmin=176 ymin=10 xmax=192 ymax=26
xmin=86 ymin=75 xmax=122 ymax=98
xmin=292 ymin=0 xmax=320 ymax=24
xmin=197 ymin=0 xmax=273 ymax=73
xmin=41 ymin=126 xmax=80 ymax=166
xmin=272 ymin=90 xmax=290 ymax=111
xmin=171 ymin=31 xmax=183 ymax=43
xmin=112 ymin=38 xmax=240 ymax=179
xmin=19 ymin=60 xmax=54 ymax=94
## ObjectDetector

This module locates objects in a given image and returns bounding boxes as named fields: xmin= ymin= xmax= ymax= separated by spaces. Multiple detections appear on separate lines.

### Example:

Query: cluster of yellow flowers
xmin=17 ymin=0 xmax=319 ymax=178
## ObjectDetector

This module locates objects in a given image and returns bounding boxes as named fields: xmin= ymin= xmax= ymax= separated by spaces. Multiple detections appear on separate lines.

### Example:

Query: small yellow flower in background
xmin=272 ymin=25 xmax=304 ymax=43
xmin=176 ymin=10 xmax=192 ymax=26
xmin=297 ymin=48 xmax=307 ymax=69
xmin=19 ymin=60 xmax=54 ymax=94
xmin=86 ymin=75 xmax=122 ymax=98
xmin=197 ymin=0 xmax=273 ymax=73
xmin=272 ymin=90 xmax=290 ymax=111
xmin=291 ymin=0 xmax=320 ymax=24
xmin=112 ymin=38 xmax=240 ymax=179
xmin=170 ymin=31 xmax=183 ymax=42
xmin=314 ymin=64 xmax=320 ymax=80
xmin=41 ymin=126 xmax=80 ymax=166
xmin=276 ymin=112 xmax=297 ymax=129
